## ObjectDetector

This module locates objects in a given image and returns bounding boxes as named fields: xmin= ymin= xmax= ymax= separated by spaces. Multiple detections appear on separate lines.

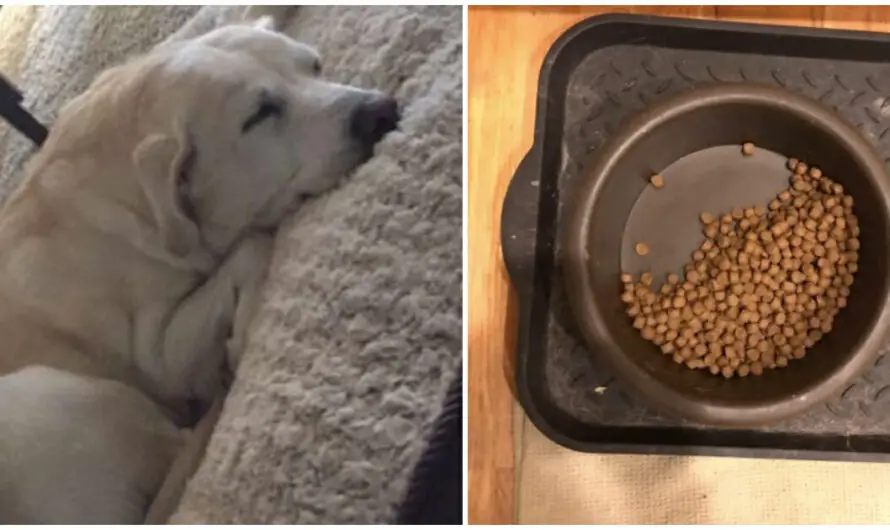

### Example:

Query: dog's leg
xmin=226 ymin=266 xmax=266 ymax=370
xmin=145 ymin=231 xmax=273 ymax=404
xmin=0 ymin=366 xmax=182 ymax=524
xmin=144 ymin=394 xmax=225 ymax=524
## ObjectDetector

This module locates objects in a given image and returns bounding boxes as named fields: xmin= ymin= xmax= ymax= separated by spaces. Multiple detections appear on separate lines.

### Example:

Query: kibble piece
xmin=751 ymin=362 xmax=764 ymax=376
xmin=650 ymin=174 xmax=665 ymax=188
xmin=621 ymin=156 xmax=858 ymax=379
xmin=742 ymin=142 xmax=755 ymax=156
xmin=635 ymin=242 xmax=650 ymax=256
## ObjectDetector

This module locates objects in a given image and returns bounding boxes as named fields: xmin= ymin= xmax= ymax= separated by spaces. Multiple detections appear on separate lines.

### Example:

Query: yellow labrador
xmin=0 ymin=10 xmax=399 ymax=524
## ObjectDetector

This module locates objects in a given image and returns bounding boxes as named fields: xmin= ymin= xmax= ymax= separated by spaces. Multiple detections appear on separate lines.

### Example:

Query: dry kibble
xmin=620 ymin=155 xmax=858 ymax=378
xmin=742 ymin=142 xmax=755 ymax=156
xmin=650 ymin=174 xmax=665 ymax=188
xmin=751 ymin=362 xmax=764 ymax=376
xmin=635 ymin=242 xmax=650 ymax=256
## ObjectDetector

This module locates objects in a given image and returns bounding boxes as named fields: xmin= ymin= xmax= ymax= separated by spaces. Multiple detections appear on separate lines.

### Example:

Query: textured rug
xmin=517 ymin=413 xmax=890 ymax=524
xmin=0 ymin=5 xmax=462 ymax=524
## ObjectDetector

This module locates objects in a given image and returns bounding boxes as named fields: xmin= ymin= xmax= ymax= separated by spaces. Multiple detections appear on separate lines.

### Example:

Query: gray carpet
xmin=0 ymin=6 xmax=462 ymax=524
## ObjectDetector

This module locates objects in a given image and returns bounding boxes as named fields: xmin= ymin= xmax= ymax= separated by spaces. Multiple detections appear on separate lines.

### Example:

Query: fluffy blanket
xmin=0 ymin=5 xmax=462 ymax=524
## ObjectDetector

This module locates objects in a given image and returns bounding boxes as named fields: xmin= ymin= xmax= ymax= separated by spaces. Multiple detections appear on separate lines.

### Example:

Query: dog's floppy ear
xmin=253 ymin=15 xmax=277 ymax=31
xmin=243 ymin=6 xmax=295 ymax=31
xmin=132 ymin=131 xmax=203 ymax=261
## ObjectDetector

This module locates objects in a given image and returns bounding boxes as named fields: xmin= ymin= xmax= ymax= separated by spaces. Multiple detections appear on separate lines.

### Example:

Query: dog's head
xmin=64 ymin=20 xmax=399 ymax=262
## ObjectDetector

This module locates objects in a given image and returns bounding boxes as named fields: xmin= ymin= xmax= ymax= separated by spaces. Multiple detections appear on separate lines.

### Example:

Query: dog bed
xmin=0 ymin=5 xmax=462 ymax=524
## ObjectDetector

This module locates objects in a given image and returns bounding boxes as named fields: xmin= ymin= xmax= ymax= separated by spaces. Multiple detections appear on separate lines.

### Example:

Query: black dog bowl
xmin=561 ymin=83 xmax=890 ymax=427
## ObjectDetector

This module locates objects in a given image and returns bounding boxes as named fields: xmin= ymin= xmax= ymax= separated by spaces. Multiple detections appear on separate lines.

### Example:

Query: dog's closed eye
xmin=242 ymin=92 xmax=286 ymax=133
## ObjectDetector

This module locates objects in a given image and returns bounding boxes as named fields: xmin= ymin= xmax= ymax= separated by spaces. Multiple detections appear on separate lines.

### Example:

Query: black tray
xmin=501 ymin=13 xmax=890 ymax=461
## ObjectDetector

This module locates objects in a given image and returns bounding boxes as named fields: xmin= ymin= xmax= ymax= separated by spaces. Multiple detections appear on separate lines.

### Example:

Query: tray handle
xmin=500 ymin=149 xmax=540 ymax=287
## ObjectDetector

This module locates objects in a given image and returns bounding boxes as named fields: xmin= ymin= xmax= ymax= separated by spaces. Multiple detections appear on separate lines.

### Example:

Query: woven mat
xmin=517 ymin=413 xmax=890 ymax=524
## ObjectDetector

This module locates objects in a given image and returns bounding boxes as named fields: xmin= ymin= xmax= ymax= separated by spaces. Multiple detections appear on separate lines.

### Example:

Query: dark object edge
xmin=396 ymin=370 xmax=463 ymax=525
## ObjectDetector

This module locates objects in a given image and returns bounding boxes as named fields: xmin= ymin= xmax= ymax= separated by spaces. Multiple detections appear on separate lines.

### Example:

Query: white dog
xmin=0 ymin=9 xmax=399 ymax=524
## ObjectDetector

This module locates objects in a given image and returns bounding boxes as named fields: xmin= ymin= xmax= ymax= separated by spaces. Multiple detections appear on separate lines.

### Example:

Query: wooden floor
xmin=467 ymin=5 xmax=890 ymax=525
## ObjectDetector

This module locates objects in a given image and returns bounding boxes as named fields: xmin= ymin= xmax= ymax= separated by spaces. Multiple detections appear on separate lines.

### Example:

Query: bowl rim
xmin=561 ymin=82 xmax=890 ymax=427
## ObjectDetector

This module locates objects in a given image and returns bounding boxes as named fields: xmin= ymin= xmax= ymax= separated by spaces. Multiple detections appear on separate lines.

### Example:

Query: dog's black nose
xmin=350 ymin=96 xmax=400 ymax=149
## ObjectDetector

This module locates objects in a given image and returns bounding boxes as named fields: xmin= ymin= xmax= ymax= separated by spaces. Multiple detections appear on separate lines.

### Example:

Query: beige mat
xmin=517 ymin=414 xmax=890 ymax=524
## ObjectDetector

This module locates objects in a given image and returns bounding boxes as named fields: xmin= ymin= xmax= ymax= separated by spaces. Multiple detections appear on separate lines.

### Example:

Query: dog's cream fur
xmin=0 ymin=9 xmax=394 ymax=523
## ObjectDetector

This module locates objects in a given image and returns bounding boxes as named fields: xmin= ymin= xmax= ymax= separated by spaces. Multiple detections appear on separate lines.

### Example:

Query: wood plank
xmin=823 ymin=6 xmax=890 ymax=31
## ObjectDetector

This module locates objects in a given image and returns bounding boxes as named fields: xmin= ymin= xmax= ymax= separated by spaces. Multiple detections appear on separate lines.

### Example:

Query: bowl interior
xmin=583 ymin=93 xmax=890 ymax=411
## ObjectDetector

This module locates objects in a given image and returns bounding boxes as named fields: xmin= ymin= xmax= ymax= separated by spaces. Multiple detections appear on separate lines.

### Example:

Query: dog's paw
xmin=219 ymin=359 xmax=235 ymax=391
xmin=226 ymin=281 xmax=264 ymax=371
xmin=224 ymin=231 xmax=273 ymax=370
xmin=227 ymin=231 xmax=274 ymax=286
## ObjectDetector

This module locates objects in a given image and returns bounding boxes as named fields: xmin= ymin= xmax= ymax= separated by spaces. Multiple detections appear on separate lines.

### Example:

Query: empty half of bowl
xmin=561 ymin=83 xmax=890 ymax=427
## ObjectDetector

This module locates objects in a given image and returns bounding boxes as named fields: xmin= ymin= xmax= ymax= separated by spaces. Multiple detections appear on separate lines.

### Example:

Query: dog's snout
xmin=350 ymin=96 xmax=400 ymax=149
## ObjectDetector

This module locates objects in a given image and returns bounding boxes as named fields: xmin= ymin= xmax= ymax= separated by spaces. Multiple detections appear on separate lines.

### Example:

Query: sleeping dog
xmin=0 ymin=9 xmax=399 ymax=523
